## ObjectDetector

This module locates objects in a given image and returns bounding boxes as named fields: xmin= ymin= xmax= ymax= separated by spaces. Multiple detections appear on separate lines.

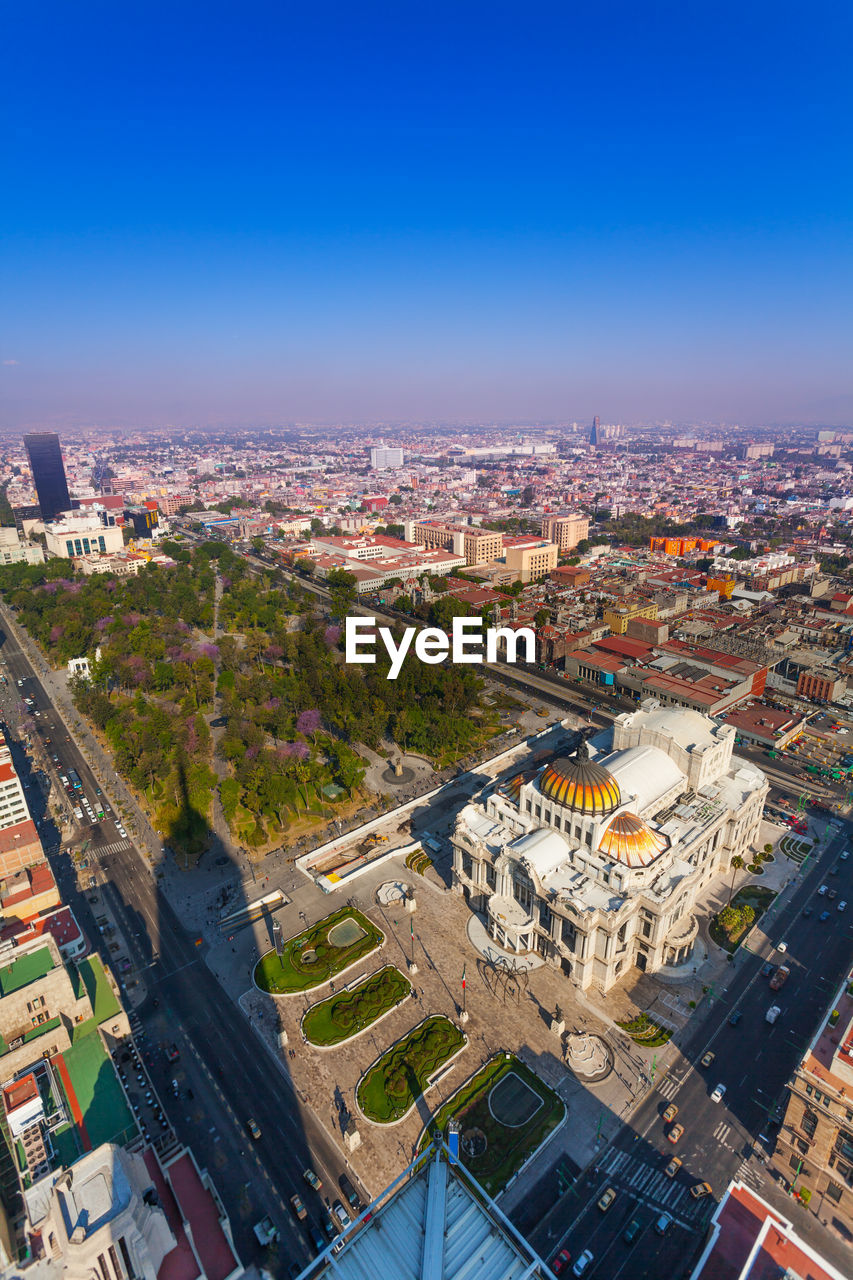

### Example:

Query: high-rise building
xmin=589 ymin=415 xmax=601 ymax=446
xmin=370 ymin=446 xmax=404 ymax=470
xmin=23 ymin=432 xmax=71 ymax=520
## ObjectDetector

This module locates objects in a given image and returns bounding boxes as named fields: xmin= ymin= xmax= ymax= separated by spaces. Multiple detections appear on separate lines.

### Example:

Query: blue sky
xmin=2 ymin=2 xmax=851 ymax=427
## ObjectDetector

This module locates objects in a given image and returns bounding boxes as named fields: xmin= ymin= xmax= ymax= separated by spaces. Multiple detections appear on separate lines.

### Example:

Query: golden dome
xmin=598 ymin=812 xmax=668 ymax=868
xmin=540 ymin=743 xmax=621 ymax=817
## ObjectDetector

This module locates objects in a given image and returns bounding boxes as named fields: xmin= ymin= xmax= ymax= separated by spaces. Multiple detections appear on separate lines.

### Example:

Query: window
xmin=485 ymin=863 xmax=496 ymax=890
xmin=805 ymin=1085 xmax=813 ymax=1097
xmin=796 ymin=1139 xmax=809 ymax=1155
xmin=802 ymin=1110 xmax=818 ymax=1139
xmin=826 ymin=1182 xmax=843 ymax=1204
xmin=641 ymin=920 xmax=652 ymax=939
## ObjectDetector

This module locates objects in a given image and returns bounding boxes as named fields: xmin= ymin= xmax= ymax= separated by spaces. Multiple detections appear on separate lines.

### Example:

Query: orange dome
xmin=598 ymin=812 xmax=668 ymax=868
xmin=540 ymin=744 xmax=621 ymax=817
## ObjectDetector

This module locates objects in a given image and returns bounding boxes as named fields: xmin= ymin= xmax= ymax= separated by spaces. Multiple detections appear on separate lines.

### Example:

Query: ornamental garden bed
xmin=356 ymin=1015 xmax=466 ymax=1124
xmin=302 ymin=965 xmax=411 ymax=1046
xmin=418 ymin=1053 xmax=564 ymax=1195
xmin=616 ymin=1012 xmax=672 ymax=1048
xmin=254 ymin=907 xmax=383 ymax=995
xmin=710 ymin=885 xmax=776 ymax=953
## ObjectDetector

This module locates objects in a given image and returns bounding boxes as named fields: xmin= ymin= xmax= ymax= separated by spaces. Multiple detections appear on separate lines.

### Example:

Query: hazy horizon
xmin=3 ymin=3 xmax=851 ymax=429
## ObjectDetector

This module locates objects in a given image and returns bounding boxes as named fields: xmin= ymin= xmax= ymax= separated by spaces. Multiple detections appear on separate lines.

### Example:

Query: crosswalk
xmin=91 ymin=839 xmax=132 ymax=859
xmin=734 ymin=1155 xmax=766 ymax=1192
xmin=713 ymin=1120 xmax=734 ymax=1147
xmin=656 ymin=1075 xmax=681 ymax=1100
xmin=598 ymin=1149 xmax=704 ymax=1228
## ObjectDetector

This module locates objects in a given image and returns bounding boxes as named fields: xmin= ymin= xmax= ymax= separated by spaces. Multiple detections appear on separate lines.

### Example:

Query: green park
xmin=254 ymin=907 xmax=383 ymax=995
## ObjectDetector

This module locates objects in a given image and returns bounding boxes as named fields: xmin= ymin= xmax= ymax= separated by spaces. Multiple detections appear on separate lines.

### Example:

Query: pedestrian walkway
xmin=90 ymin=839 xmax=132 ymax=859
xmin=599 ymin=1147 xmax=704 ymax=1229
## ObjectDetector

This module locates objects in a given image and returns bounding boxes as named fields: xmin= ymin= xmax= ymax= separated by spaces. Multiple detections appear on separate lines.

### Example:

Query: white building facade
xmin=452 ymin=701 xmax=768 ymax=994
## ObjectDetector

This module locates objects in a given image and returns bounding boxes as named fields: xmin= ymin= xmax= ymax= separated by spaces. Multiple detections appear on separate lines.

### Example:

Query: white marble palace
xmin=451 ymin=700 xmax=768 ymax=994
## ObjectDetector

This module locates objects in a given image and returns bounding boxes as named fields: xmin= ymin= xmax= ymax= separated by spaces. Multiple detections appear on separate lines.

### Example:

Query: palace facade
xmin=451 ymin=700 xmax=768 ymax=993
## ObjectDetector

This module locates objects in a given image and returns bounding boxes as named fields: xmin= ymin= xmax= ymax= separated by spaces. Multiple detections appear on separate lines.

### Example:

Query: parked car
xmin=551 ymin=1250 xmax=571 ymax=1275
xmin=339 ymin=1174 xmax=359 ymax=1211
xmin=761 ymin=963 xmax=774 ymax=978
xmin=303 ymin=1168 xmax=322 ymax=1192
xmin=820 ymin=910 xmax=831 ymax=922
xmin=331 ymin=1201 xmax=351 ymax=1230
xmin=247 ymin=1118 xmax=261 ymax=1140
xmin=290 ymin=1194 xmax=307 ymax=1221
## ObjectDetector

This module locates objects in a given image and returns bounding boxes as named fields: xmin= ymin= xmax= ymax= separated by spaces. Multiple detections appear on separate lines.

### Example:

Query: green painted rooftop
xmin=0 ymin=948 xmax=55 ymax=997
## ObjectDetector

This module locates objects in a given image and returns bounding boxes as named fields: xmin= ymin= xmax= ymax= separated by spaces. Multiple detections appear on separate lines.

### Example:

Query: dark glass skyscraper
xmin=589 ymin=415 xmax=601 ymax=446
xmin=23 ymin=433 xmax=71 ymax=520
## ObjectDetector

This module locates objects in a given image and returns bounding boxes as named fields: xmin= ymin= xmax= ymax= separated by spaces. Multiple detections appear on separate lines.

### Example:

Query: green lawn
xmin=710 ymin=885 xmax=776 ymax=952
xmin=303 ymin=966 xmax=411 ymax=1046
xmin=418 ymin=1053 xmax=565 ymax=1194
xmin=254 ymin=907 xmax=383 ymax=995
xmin=357 ymin=1016 xmax=466 ymax=1124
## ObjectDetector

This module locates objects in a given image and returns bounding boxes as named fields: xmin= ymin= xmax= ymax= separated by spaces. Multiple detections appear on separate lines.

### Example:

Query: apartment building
xmin=502 ymin=538 xmax=558 ymax=583
xmin=541 ymin=514 xmax=589 ymax=552
xmin=602 ymin=598 xmax=658 ymax=635
xmin=776 ymin=969 xmax=853 ymax=1231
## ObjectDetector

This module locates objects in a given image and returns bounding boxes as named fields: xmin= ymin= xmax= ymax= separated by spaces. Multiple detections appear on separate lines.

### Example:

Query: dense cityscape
xmin=0 ymin=419 xmax=847 ymax=1280
xmin=4 ymin=2 xmax=851 ymax=1279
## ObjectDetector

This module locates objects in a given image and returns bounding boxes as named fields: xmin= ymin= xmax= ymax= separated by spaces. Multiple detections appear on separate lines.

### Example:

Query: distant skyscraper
xmin=370 ymin=446 xmax=404 ymax=470
xmin=589 ymin=416 xmax=601 ymax=447
xmin=23 ymin=433 xmax=71 ymax=520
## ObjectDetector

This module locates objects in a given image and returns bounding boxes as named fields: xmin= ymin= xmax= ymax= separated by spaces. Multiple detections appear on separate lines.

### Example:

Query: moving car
xmin=766 ymin=1006 xmax=781 ymax=1025
xmin=711 ymin=1084 xmax=726 ymax=1103
xmin=818 ymin=884 xmax=828 ymax=895
xmin=623 ymin=1219 xmax=642 ymax=1245
xmin=667 ymin=1123 xmax=685 ymax=1144
xmin=247 ymin=1118 xmax=261 ymax=1139
xmin=690 ymin=1182 xmax=713 ymax=1199
xmin=820 ymin=910 xmax=831 ymax=922
xmin=551 ymin=1250 xmax=571 ymax=1275
xmin=729 ymin=1010 xmax=743 ymax=1026
xmin=665 ymin=1156 xmax=682 ymax=1178
xmin=700 ymin=1051 xmax=715 ymax=1068
xmin=663 ymin=1104 xmax=679 ymax=1123
xmin=572 ymin=1252 xmax=593 ymax=1277
xmin=839 ymin=900 xmax=847 ymax=912
xmin=597 ymin=1186 xmax=616 ymax=1212
xmin=290 ymin=1194 xmax=307 ymax=1221
xmin=655 ymin=1214 xmax=673 ymax=1236
xmin=303 ymin=1168 xmax=322 ymax=1192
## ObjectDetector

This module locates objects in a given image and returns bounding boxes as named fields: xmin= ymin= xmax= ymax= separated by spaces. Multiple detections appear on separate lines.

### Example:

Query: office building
xmin=589 ymin=416 xmax=601 ymax=447
xmin=370 ymin=446 xmax=404 ymax=470
xmin=23 ymin=435 xmax=71 ymax=522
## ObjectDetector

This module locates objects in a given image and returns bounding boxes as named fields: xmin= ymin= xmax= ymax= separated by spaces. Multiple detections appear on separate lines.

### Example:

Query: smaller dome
xmin=598 ymin=812 xmax=668 ymax=868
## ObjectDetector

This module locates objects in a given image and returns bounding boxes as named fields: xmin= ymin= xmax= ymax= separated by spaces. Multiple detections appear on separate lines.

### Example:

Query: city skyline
xmin=3 ymin=2 xmax=852 ymax=429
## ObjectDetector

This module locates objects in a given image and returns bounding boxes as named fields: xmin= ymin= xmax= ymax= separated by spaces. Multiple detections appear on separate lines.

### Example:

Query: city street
xmin=522 ymin=827 xmax=853 ymax=1279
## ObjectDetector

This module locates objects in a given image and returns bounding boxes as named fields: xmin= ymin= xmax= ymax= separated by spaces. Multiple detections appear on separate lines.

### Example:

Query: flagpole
xmin=410 ymin=918 xmax=415 ymax=966
xmin=462 ymin=964 xmax=467 ymax=1018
